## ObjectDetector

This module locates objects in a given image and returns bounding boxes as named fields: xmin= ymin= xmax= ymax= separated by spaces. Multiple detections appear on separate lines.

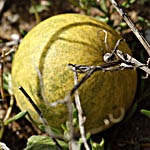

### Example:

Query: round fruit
xmin=12 ymin=14 xmax=137 ymax=134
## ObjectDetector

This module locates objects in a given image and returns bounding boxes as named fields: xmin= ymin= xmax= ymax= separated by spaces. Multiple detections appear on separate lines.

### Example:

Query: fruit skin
xmin=12 ymin=13 xmax=137 ymax=134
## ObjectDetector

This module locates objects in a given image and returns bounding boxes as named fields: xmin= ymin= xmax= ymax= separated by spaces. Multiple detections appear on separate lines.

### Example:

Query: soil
xmin=0 ymin=0 xmax=150 ymax=150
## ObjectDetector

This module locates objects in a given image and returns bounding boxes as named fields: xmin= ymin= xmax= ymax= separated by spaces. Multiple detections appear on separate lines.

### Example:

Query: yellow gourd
xmin=11 ymin=14 xmax=137 ymax=134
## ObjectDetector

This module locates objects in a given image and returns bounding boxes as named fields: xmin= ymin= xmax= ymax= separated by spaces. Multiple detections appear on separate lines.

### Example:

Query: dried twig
xmin=4 ymin=46 xmax=17 ymax=56
xmin=0 ymin=0 xmax=6 ymax=14
xmin=33 ymin=64 xmax=50 ymax=105
xmin=3 ymin=95 xmax=14 ymax=122
xmin=109 ymin=0 xmax=150 ymax=55
xmin=0 ymin=142 xmax=10 ymax=150
xmin=0 ymin=95 xmax=14 ymax=141
xmin=0 ymin=40 xmax=20 ymax=48
xmin=19 ymin=87 xmax=63 ymax=150
xmin=68 ymin=47 xmax=150 ymax=77
xmin=74 ymin=71 xmax=90 ymax=150
xmin=101 ymin=29 xmax=150 ymax=75
xmin=63 ymin=93 xmax=78 ymax=150
xmin=68 ymin=65 xmax=96 ymax=95
xmin=0 ymin=49 xmax=6 ymax=103
xmin=116 ymin=49 xmax=150 ymax=74
xmin=0 ymin=46 xmax=18 ymax=141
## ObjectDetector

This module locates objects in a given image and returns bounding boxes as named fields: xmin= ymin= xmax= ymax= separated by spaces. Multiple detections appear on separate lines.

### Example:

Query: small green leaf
xmin=119 ymin=22 xmax=128 ymax=29
xmin=4 ymin=111 xmax=27 ymax=125
xmin=39 ymin=125 xmax=61 ymax=135
xmin=20 ymin=30 xmax=27 ymax=36
xmin=29 ymin=1 xmax=51 ymax=14
xmin=51 ymin=127 xmax=62 ymax=135
xmin=73 ymin=103 xmax=78 ymax=119
xmin=24 ymin=135 xmax=69 ymax=150
xmin=138 ymin=16 xmax=145 ymax=22
xmin=99 ymin=0 xmax=108 ymax=14
xmin=121 ymin=2 xmax=130 ymax=8
xmin=129 ymin=0 xmax=136 ymax=4
xmin=3 ymin=73 xmax=12 ymax=95
xmin=29 ymin=5 xmax=45 ymax=13
xmin=78 ymin=133 xmax=91 ymax=149
xmin=68 ymin=0 xmax=81 ymax=8
xmin=121 ymin=0 xmax=135 ymax=8
xmin=141 ymin=109 xmax=150 ymax=119
xmin=62 ymin=121 xmax=70 ymax=139
xmin=38 ymin=125 xmax=46 ymax=132
xmin=95 ymin=16 xmax=109 ymax=23
xmin=90 ymin=138 xmax=104 ymax=150
xmin=86 ymin=132 xmax=91 ymax=140
xmin=61 ymin=123 xmax=67 ymax=132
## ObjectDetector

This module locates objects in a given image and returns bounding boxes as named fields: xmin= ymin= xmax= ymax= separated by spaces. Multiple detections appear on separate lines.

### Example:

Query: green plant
xmin=23 ymin=100 xmax=104 ymax=150
xmin=69 ymin=0 xmax=150 ymax=33
xmin=29 ymin=0 xmax=51 ymax=14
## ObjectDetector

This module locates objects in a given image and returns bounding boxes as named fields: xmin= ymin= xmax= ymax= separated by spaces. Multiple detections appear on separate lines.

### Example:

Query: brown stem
xmin=30 ymin=0 xmax=41 ymax=23
xmin=0 ymin=51 xmax=5 ymax=103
